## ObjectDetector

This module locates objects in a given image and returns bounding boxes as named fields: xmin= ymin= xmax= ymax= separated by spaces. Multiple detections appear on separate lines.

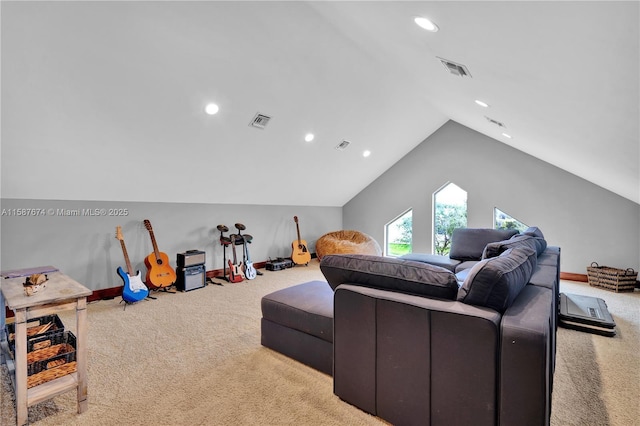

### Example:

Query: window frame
xmin=433 ymin=182 xmax=468 ymax=255
xmin=384 ymin=207 xmax=413 ymax=257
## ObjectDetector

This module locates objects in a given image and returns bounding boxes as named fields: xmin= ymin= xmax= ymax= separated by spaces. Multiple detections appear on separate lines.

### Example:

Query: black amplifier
xmin=177 ymin=250 xmax=205 ymax=268
xmin=265 ymin=258 xmax=294 ymax=271
xmin=176 ymin=264 xmax=206 ymax=292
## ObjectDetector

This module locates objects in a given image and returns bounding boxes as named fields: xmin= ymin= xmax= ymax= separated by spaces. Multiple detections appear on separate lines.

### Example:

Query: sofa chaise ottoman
xmin=260 ymin=280 xmax=334 ymax=375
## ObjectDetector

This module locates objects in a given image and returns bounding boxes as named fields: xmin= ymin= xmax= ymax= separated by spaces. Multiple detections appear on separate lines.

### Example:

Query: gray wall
xmin=344 ymin=121 xmax=640 ymax=274
xmin=2 ymin=121 xmax=638 ymax=290
xmin=0 ymin=199 xmax=340 ymax=291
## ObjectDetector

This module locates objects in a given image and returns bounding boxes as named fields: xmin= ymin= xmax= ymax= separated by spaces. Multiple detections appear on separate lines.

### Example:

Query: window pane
xmin=386 ymin=209 xmax=412 ymax=256
xmin=434 ymin=183 xmax=467 ymax=255
xmin=494 ymin=208 xmax=528 ymax=232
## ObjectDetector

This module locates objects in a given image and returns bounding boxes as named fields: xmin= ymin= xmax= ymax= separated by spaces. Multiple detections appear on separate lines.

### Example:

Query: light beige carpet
xmin=1 ymin=262 xmax=639 ymax=425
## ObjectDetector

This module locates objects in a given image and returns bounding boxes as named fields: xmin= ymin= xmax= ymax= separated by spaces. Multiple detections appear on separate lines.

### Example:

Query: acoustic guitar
xmin=228 ymin=235 xmax=244 ymax=283
xmin=291 ymin=216 xmax=311 ymax=265
xmin=143 ymin=219 xmax=177 ymax=289
xmin=115 ymin=226 xmax=149 ymax=303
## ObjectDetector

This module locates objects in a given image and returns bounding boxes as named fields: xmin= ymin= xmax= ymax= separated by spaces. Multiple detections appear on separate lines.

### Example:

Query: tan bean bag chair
xmin=315 ymin=230 xmax=382 ymax=261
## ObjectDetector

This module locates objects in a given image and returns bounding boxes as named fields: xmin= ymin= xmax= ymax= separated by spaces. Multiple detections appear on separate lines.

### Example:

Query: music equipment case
xmin=177 ymin=250 xmax=206 ymax=268
xmin=176 ymin=250 xmax=206 ymax=291
xmin=176 ymin=264 xmax=206 ymax=292
xmin=266 ymin=258 xmax=294 ymax=271
xmin=559 ymin=293 xmax=616 ymax=337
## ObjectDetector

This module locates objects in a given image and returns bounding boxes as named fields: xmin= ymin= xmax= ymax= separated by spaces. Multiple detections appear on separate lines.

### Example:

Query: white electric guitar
xmin=244 ymin=240 xmax=257 ymax=280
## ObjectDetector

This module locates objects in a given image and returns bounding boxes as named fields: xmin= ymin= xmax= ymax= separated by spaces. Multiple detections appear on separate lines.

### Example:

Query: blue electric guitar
xmin=116 ymin=226 xmax=149 ymax=303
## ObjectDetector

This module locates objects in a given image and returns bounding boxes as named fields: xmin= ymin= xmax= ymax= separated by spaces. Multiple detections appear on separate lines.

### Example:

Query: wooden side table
xmin=0 ymin=268 xmax=92 ymax=426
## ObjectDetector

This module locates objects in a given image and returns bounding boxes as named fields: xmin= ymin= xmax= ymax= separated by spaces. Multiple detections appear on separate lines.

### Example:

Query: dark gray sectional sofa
xmin=261 ymin=227 xmax=560 ymax=426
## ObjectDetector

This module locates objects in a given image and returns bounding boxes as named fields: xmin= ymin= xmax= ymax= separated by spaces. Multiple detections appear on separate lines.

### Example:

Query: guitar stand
xmin=217 ymin=225 xmax=231 ymax=283
xmin=216 ymin=223 xmax=255 ymax=282
xmin=236 ymin=224 xmax=262 ymax=276
xmin=119 ymin=295 xmax=153 ymax=311
xmin=152 ymin=285 xmax=177 ymax=294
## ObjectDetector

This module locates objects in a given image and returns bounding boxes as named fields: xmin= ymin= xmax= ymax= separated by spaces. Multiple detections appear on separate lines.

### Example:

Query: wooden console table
xmin=0 ymin=268 xmax=92 ymax=426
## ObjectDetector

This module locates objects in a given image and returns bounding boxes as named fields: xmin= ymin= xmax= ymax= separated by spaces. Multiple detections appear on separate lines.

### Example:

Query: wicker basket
xmin=6 ymin=314 xmax=64 ymax=353
xmin=27 ymin=362 xmax=77 ymax=388
xmin=25 ymin=331 xmax=77 ymax=388
xmin=587 ymin=262 xmax=638 ymax=292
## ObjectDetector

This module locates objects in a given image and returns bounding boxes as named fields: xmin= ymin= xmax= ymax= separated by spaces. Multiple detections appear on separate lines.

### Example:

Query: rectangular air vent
xmin=335 ymin=140 xmax=350 ymax=151
xmin=249 ymin=113 xmax=271 ymax=129
xmin=485 ymin=116 xmax=506 ymax=128
xmin=437 ymin=57 xmax=472 ymax=78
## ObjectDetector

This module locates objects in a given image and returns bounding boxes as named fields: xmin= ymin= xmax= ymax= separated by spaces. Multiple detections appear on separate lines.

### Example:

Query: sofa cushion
xmin=455 ymin=260 xmax=480 ymax=273
xmin=528 ymin=264 xmax=558 ymax=291
xmin=398 ymin=253 xmax=461 ymax=272
xmin=482 ymin=234 xmax=547 ymax=258
xmin=522 ymin=226 xmax=545 ymax=239
xmin=261 ymin=280 xmax=334 ymax=342
xmin=537 ymin=247 xmax=560 ymax=267
xmin=457 ymin=247 xmax=537 ymax=313
xmin=449 ymin=228 xmax=519 ymax=261
xmin=320 ymin=254 xmax=459 ymax=300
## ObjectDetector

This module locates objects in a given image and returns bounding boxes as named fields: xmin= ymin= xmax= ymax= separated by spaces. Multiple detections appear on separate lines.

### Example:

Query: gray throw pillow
xmin=457 ymin=247 xmax=537 ymax=313
xmin=320 ymin=254 xmax=459 ymax=300
xmin=482 ymin=234 xmax=547 ymax=258
xmin=522 ymin=226 xmax=545 ymax=239
xmin=449 ymin=228 xmax=520 ymax=261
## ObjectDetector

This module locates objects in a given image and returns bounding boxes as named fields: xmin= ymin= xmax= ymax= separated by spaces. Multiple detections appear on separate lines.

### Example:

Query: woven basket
xmin=587 ymin=262 xmax=637 ymax=292
xmin=27 ymin=361 xmax=77 ymax=388
xmin=25 ymin=331 xmax=77 ymax=388
xmin=6 ymin=314 xmax=64 ymax=353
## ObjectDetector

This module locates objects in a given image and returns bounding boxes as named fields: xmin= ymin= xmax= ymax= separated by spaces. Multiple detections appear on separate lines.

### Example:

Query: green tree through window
xmin=434 ymin=183 xmax=467 ymax=255
xmin=385 ymin=209 xmax=412 ymax=256
xmin=494 ymin=208 xmax=528 ymax=232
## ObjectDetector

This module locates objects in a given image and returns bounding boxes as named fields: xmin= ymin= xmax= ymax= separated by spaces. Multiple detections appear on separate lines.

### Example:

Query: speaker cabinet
xmin=176 ymin=264 xmax=205 ymax=292
xmin=177 ymin=250 xmax=206 ymax=268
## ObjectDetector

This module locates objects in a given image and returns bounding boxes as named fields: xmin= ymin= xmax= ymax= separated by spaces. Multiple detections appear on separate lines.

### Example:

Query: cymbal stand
xmin=217 ymin=224 xmax=231 ymax=283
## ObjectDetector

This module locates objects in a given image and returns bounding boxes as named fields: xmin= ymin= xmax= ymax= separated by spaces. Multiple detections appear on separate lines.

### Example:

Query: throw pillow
xmin=522 ymin=226 xmax=545 ymax=239
xmin=319 ymin=254 xmax=459 ymax=300
xmin=457 ymin=247 xmax=537 ymax=313
xmin=449 ymin=228 xmax=520 ymax=261
xmin=482 ymin=234 xmax=547 ymax=258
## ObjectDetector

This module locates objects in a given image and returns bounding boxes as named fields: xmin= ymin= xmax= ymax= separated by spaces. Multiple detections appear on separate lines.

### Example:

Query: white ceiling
xmin=2 ymin=1 xmax=638 ymax=206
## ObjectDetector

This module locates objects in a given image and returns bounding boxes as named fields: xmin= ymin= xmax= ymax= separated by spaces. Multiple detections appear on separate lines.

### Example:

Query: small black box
xmin=265 ymin=258 xmax=294 ymax=271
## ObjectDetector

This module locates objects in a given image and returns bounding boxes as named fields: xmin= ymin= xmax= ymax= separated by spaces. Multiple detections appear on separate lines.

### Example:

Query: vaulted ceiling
xmin=2 ymin=1 xmax=638 ymax=206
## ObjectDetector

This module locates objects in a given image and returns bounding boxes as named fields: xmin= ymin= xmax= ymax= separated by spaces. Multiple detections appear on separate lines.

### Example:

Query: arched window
xmin=494 ymin=207 xmax=528 ymax=232
xmin=385 ymin=209 xmax=412 ymax=256
xmin=433 ymin=183 xmax=467 ymax=255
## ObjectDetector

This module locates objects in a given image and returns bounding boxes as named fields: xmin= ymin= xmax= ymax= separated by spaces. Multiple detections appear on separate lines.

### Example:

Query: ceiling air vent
xmin=249 ymin=113 xmax=271 ymax=129
xmin=437 ymin=57 xmax=472 ymax=78
xmin=485 ymin=116 xmax=506 ymax=128
xmin=335 ymin=140 xmax=350 ymax=151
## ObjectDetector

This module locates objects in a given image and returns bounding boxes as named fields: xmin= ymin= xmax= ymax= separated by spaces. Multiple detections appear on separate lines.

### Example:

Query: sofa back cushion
xmin=522 ymin=226 xmax=545 ymax=239
xmin=320 ymin=254 xmax=459 ymax=300
xmin=482 ymin=234 xmax=547 ymax=259
xmin=457 ymin=247 xmax=537 ymax=313
xmin=449 ymin=228 xmax=519 ymax=261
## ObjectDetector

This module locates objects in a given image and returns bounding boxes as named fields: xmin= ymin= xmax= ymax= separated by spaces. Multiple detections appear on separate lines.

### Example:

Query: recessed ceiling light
xmin=502 ymin=133 xmax=512 ymax=139
xmin=363 ymin=150 xmax=371 ymax=158
xmin=475 ymin=100 xmax=490 ymax=108
xmin=414 ymin=16 xmax=439 ymax=32
xmin=205 ymin=103 xmax=219 ymax=115
xmin=304 ymin=133 xmax=315 ymax=142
